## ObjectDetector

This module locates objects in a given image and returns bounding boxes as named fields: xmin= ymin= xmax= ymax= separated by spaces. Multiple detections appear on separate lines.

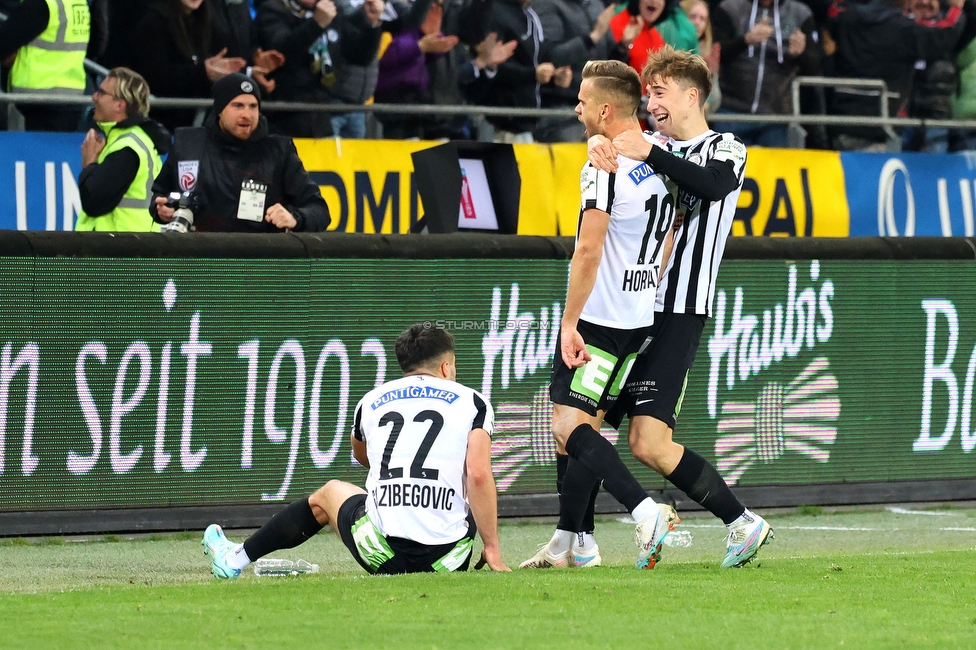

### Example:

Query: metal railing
xmin=7 ymin=78 xmax=976 ymax=145
xmin=790 ymin=76 xmax=902 ymax=150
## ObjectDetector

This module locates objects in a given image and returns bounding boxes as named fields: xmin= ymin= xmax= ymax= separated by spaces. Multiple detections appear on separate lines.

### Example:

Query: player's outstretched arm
xmin=465 ymin=428 xmax=510 ymax=571
xmin=641 ymin=143 xmax=742 ymax=202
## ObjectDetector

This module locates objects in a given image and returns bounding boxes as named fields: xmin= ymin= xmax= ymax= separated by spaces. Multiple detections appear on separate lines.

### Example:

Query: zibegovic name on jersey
xmin=372 ymin=483 xmax=456 ymax=510
xmin=370 ymin=385 xmax=461 ymax=410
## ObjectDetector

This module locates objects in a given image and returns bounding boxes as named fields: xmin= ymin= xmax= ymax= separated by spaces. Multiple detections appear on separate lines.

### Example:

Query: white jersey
xmin=654 ymin=130 xmax=747 ymax=316
xmin=578 ymin=132 xmax=678 ymax=329
xmin=353 ymin=374 xmax=494 ymax=546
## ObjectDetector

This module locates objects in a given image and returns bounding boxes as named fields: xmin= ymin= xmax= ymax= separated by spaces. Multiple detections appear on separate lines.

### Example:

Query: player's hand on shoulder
xmin=587 ymin=134 xmax=617 ymax=173
xmin=560 ymin=324 xmax=590 ymax=369
xmin=611 ymin=129 xmax=653 ymax=162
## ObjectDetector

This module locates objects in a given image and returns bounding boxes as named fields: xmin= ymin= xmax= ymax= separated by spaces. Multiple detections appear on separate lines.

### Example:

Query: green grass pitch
xmin=1 ymin=505 xmax=975 ymax=649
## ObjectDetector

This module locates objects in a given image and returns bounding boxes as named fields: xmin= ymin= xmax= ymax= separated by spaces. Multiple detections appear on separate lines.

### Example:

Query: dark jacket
xmin=470 ymin=0 xmax=547 ymax=133
xmin=827 ymin=0 xmax=964 ymax=130
xmin=909 ymin=6 xmax=970 ymax=120
xmin=150 ymin=115 xmax=330 ymax=233
xmin=79 ymin=115 xmax=171 ymax=217
xmin=130 ymin=1 xmax=226 ymax=132
xmin=0 ymin=0 xmax=49 ymax=59
xmin=210 ymin=0 xmax=258 ymax=61
xmin=258 ymin=0 xmax=375 ymax=104
xmin=532 ymin=0 xmax=618 ymax=108
xmin=100 ymin=0 xmax=150 ymax=68
xmin=714 ymin=0 xmax=820 ymax=114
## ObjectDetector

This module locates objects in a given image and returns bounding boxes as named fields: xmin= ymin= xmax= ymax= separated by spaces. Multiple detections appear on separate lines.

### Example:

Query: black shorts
xmin=336 ymin=493 xmax=477 ymax=575
xmin=604 ymin=312 xmax=706 ymax=430
xmin=550 ymin=319 xmax=655 ymax=416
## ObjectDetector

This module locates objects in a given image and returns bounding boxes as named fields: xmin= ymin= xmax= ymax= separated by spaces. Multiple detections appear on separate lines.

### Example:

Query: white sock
xmin=631 ymin=498 xmax=659 ymax=524
xmin=225 ymin=543 xmax=252 ymax=570
xmin=576 ymin=532 xmax=597 ymax=551
xmin=548 ymin=529 xmax=575 ymax=554
xmin=729 ymin=509 xmax=755 ymax=527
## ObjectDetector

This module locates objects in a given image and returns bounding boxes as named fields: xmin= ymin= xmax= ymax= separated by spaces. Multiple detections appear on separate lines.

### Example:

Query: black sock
xmin=243 ymin=498 xmax=324 ymax=561
xmin=556 ymin=453 xmax=568 ymax=508
xmin=582 ymin=482 xmax=599 ymax=533
xmin=666 ymin=448 xmax=745 ymax=525
xmin=556 ymin=453 xmax=600 ymax=533
xmin=564 ymin=423 xmax=647 ymax=513
xmin=557 ymin=457 xmax=599 ymax=533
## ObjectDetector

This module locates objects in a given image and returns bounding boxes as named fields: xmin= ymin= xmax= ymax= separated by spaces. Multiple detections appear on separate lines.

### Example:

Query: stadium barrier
xmin=6 ymin=130 xmax=976 ymax=237
xmin=0 ymin=232 xmax=975 ymax=535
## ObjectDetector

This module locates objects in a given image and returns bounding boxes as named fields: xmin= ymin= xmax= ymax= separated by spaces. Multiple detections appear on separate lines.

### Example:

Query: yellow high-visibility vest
xmin=8 ymin=0 xmax=90 ymax=95
xmin=76 ymin=121 xmax=162 ymax=232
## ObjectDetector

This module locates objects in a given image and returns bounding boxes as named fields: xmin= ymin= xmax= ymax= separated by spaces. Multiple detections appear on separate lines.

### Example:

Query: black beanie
xmin=212 ymin=73 xmax=261 ymax=116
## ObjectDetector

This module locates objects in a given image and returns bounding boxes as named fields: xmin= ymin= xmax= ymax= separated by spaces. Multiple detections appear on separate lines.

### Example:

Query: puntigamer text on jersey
xmin=370 ymin=386 xmax=461 ymax=410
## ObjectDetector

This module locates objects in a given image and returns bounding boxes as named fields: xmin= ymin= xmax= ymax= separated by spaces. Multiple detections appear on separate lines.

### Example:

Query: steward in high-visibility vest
xmin=76 ymin=68 xmax=170 ymax=232
xmin=1 ymin=0 xmax=90 ymax=130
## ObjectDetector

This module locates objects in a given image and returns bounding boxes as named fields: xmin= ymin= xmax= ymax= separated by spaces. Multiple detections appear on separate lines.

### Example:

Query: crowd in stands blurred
xmin=4 ymin=0 xmax=976 ymax=150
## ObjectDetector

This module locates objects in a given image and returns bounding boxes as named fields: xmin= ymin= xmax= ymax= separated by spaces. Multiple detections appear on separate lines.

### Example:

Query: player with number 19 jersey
xmin=353 ymin=374 xmax=494 ymax=547
xmin=579 ymin=132 xmax=678 ymax=329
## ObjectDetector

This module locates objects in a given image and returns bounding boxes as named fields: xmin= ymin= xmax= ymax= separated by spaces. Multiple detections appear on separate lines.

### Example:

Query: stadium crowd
xmin=3 ymin=0 xmax=976 ymax=150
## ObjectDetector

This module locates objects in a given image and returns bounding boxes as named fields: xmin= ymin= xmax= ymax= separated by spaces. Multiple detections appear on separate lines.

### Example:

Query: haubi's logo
xmin=707 ymin=261 xmax=840 ymax=485
xmin=714 ymin=357 xmax=840 ymax=485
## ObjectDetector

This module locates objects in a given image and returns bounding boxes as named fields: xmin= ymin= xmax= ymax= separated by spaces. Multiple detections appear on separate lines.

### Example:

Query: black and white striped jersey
xmin=654 ymin=130 xmax=747 ymax=316
xmin=353 ymin=375 xmax=494 ymax=546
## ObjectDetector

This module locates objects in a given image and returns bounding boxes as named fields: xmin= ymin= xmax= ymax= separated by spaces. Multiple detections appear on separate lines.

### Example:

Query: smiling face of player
xmin=575 ymin=78 xmax=609 ymax=139
xmin=645 ymin=74 xmax=697 ymax=139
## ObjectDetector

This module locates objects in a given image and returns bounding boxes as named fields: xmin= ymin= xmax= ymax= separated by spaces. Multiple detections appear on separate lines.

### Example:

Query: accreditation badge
xmin=237 ymin=178 xmax=267 ymax=222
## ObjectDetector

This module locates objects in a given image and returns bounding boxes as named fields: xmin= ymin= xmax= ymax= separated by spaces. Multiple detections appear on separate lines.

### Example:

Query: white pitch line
xmin=617 ymin=518 xmax=976 ymax=533
xmin=886 ymin=507 xmax=960 ymax=517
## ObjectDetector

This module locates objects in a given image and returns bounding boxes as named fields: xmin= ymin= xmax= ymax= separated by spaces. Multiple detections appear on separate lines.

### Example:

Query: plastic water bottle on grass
xmin=662 ymin=530 xmax=693 ymax=547
xmin=253 ymin=558 xmax=319 ymax=576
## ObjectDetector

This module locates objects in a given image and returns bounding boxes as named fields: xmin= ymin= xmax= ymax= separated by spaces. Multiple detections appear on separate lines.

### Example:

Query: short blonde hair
xmin=640 ymin=45 xmax=712 ymax=109
xmin=108 ymin=67 xmax=151 ymax=117
xmin=581 ymin=60 xmax=642 ymax=116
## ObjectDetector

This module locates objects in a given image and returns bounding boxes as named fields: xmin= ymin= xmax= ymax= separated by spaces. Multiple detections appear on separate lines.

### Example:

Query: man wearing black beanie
xmin=149 ymin=72 xmax=331 ymax=232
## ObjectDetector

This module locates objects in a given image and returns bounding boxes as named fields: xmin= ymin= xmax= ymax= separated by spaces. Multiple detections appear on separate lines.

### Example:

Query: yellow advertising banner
xmin=550 ymin=143 xmax=589 ymax=236
xmin=548 ymin=145 xmax=851 ymax=237
xmin=293 ymin=138 xmax=558 ymax=235
xmin=734 ymin=148 xmax=850 ymax=237
xmin=292 ymin=139 xmax=850 ymax=237
xmin=293 ymin=138 xmax=427 ymax=234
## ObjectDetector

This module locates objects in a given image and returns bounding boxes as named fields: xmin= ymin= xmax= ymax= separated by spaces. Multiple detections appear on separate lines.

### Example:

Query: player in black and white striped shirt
xmin=584 ymin=46 xmax=773 ymax=569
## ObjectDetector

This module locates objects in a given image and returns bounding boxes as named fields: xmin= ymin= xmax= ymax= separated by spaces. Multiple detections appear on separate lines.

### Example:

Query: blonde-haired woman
xmin=680 ymin=0 xmax=721 ymax=116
